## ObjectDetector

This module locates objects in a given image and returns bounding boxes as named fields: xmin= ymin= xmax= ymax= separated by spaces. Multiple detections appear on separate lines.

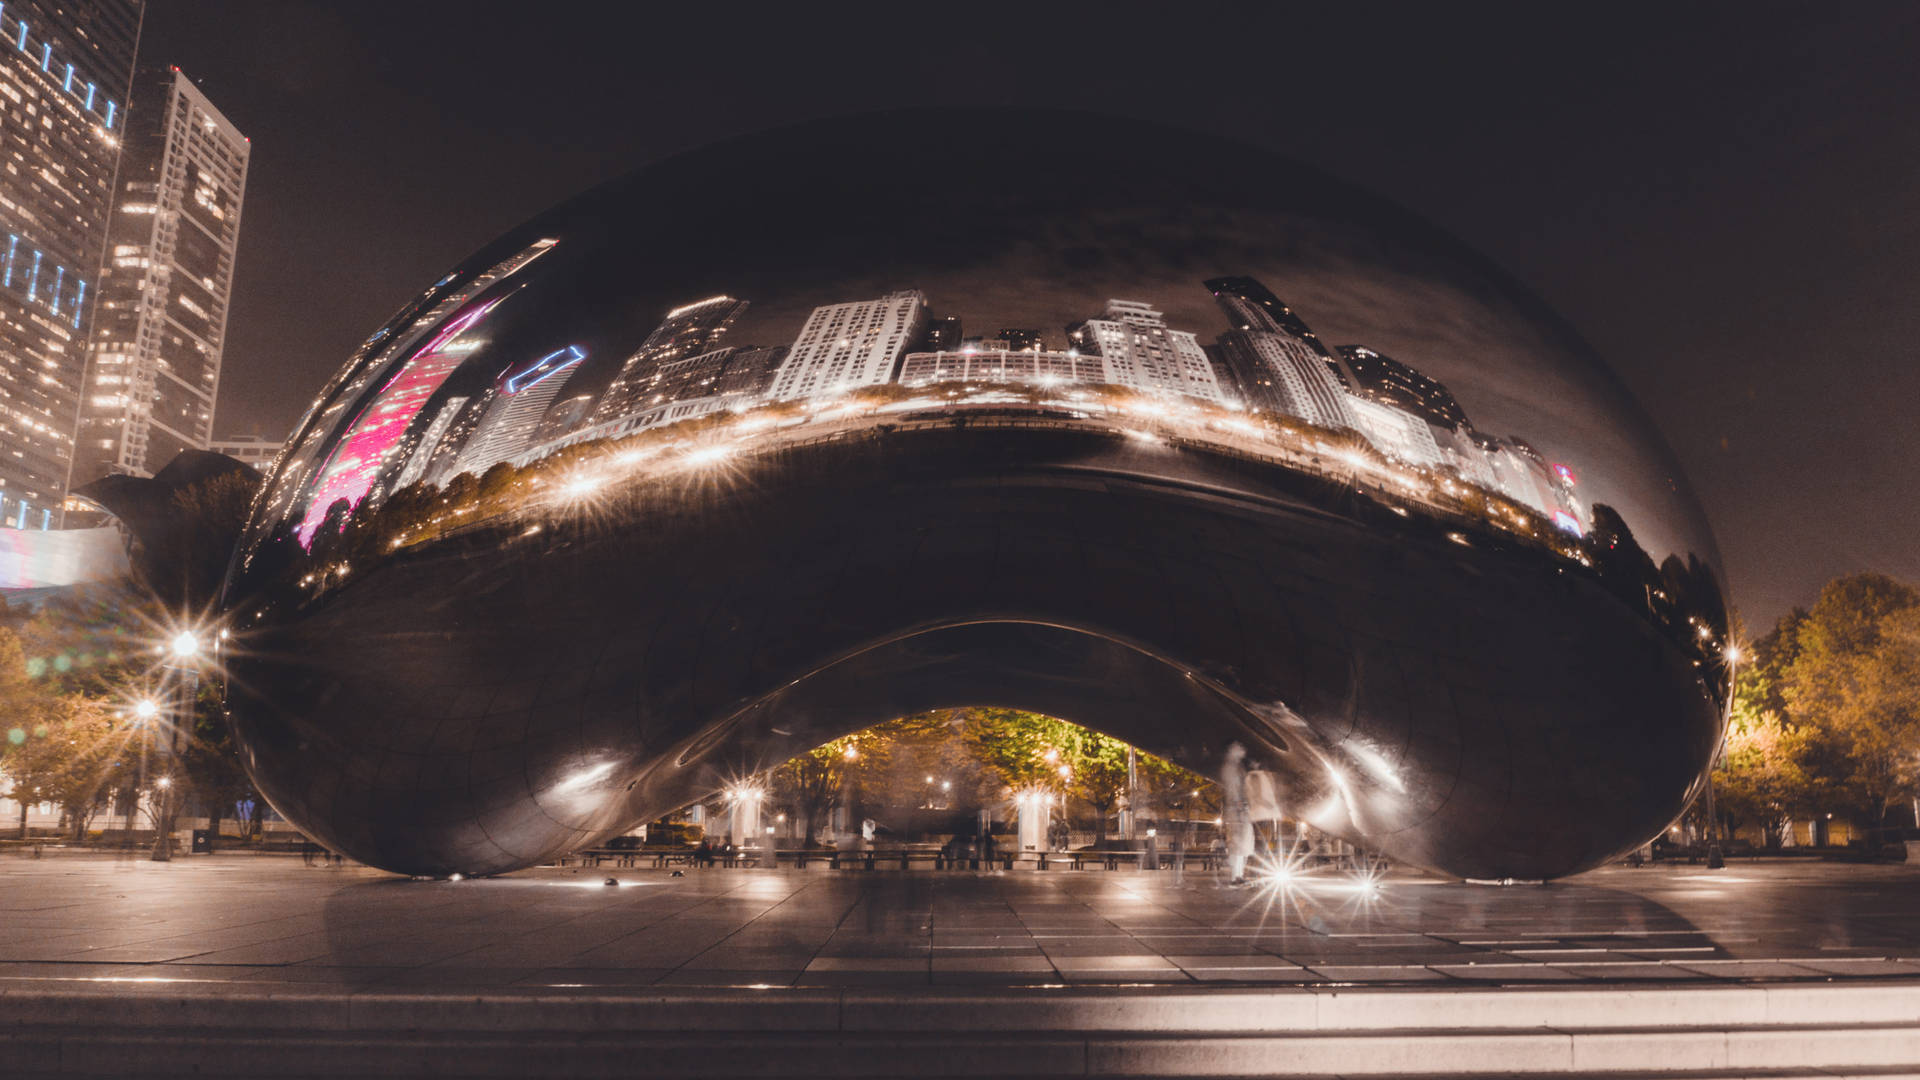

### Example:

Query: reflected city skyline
xmin=253 ymin=267 xmax=1725 ymax=673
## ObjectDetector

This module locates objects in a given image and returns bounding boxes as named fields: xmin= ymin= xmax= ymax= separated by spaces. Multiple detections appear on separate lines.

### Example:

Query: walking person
xmin=1221 ymin=742 xmax=1254 ymax=885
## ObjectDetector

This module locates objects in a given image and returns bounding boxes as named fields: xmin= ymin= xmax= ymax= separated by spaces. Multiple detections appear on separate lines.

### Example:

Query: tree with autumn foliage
xmin=956 ymin=707 xmax=1211 ymax=844
xmin=1779 ymin=573 xmax=1920 ymax=827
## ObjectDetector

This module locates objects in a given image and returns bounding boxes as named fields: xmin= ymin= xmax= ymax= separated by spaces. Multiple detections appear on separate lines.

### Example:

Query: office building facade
xmin=1332 ymin=344 xmax=1471 ymax=430
xmin=1205 ymin=276 xmax=1355 ymax=429
xmin=766 ymin=290 xmax=926 ymax=401
xmin=1065 ymin=299 xmax=1225 ymax=403
xmin=592 ymin=295 xmax=747 ymax=424
xmin=0 ymin=0 xmax=141 ymax=528
xmin=206 ymin=433 xmax=278 ymax=468
xmin=74 ymin=65 xmax=248 ymax=486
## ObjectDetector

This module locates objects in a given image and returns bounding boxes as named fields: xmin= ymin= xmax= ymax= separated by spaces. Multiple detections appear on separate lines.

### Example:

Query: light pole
xmin=125 ymin=698 xmax=160 ymax=851
xmin=1703 ymin=643 xmax=1740 ymax=870
xmin=151 ymin=628 xmax=205 ymax=861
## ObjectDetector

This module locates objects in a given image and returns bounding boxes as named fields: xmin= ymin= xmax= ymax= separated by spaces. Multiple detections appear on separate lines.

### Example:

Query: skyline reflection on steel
xmin=221 ymin=111 xmax=1728 ymax=880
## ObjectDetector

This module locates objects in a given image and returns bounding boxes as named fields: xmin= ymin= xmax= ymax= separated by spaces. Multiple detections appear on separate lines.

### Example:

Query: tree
xmin=178 ymin=680 xmax=254 ymax=851
xmin=955 ymin=708 xmax=1212 ymax=845
xmin=4 ymin=694 xmax=136 ymax=841
xmin=1780 ymin=573 xmax=1920 ymax=827
xmin=770 ymin=738 xmax=855 ymax=846
xmin=1713 ymin=615 xmax=1815 ymax=841
xmin=0 ymin=626 xmax=60 ymax=837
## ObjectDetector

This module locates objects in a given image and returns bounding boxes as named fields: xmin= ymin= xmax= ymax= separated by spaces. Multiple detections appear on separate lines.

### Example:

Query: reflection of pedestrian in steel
xmin=1221 ymin=742 xmax=1254 ymax=885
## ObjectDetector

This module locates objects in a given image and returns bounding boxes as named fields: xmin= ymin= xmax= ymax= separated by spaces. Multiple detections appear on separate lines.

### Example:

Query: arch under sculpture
xmin=218 ymin=112 xmax=1728 ymax=880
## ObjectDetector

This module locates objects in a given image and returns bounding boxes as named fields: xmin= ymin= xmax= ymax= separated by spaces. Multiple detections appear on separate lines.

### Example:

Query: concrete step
xmin=4 ymin=981 xmax=1918 ymax=1077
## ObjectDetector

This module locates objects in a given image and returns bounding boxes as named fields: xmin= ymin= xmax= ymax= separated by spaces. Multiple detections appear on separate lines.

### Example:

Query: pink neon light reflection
xmin=295 ymin=299 xmax=502 ymax=547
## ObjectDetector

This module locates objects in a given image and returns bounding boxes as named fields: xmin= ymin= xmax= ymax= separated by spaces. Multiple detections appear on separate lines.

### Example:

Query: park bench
xmin=1070 ymin=849 xmax=1143 ymax=870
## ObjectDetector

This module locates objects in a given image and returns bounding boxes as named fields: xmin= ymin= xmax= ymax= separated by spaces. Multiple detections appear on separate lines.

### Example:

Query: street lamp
xmin=123 ymin=698 xmax=162 ymax=849
xmin=1702 ymin=641 xmax=1742 ymax=870
xmin=148 ymin=615 xmax=219 ymax=862
xmin=168 ymin=631 xmax=202 ymax=661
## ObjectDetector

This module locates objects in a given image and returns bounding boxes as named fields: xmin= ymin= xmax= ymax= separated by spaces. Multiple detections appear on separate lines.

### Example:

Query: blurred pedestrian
xmin=1221 ymin=742 xmax=1254 ymax=885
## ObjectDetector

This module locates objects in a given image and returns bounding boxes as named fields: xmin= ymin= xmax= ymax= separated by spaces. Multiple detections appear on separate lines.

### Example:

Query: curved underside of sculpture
xmin=223 ymin=424 xmax=1716 ymax=880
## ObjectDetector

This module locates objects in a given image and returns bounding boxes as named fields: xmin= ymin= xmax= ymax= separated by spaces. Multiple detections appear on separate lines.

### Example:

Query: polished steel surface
xmin=220 ymin=111 xmax=1728 ymax=880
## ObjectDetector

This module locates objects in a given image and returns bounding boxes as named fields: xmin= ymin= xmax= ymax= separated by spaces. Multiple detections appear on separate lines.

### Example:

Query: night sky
xmin=137 ymin=1 xmax=1920 ymax=627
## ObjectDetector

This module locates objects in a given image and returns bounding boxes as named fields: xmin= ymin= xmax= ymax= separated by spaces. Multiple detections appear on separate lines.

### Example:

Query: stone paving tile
xmin=930 ymin=955 xmax=1057 ymax=973
xmin=1056 ymin=970 xmax=1192 ymax=984
xmin=511 ymin=968 xmax=672 ymax=987
xmin=652 ymin=969 xmax=802 ymax=987
xmin=1786 ymin=958 xmax=1920 ymax=976
xmin=1048 ymin=955 xmax=1183 ymax=971
xmin=1307 ymin=964 xmax=1456 ymax=982
xmin=171 ymin=934 xmax=338 ymax=967
xmin=1165 ymin=954 xmax=1307 ymax=970
xmin=1428 ymin=963 xmax=1587 ymax=981
xmin=804 ymin=957 xmax=928 ymax=971
xmin=929 ymin=971 xmax=1066 ymax=985
xmin=226 ymin=965 xmax=401 ymax=986
xmin=1669 ymin=960 xmax=1827 ymax=978
xmin=1553 ymin=962 xmax=1711 ymax=980
xmin=369 ymin=966 xmax=540 ymax=988
xmin=795 ymin=971 xmax=931 ymax=987
xmin=680 ymin=949 xmax=820 ymax=971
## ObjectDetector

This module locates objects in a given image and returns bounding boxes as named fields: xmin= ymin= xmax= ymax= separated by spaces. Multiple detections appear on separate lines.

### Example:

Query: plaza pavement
xmin=3 ymin=852 xmax=1919 ymax=991
xmin=8 ymin=855 xmax=1920 ymax=1076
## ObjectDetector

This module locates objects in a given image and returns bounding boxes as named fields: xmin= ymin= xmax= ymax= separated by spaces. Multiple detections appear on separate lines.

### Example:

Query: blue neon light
xmin=504 ymin=345 xmax=586 ymax=393
xmin=15 ymin=20 xmax=25 ymax=51
xmin=26 ymin=249 xmax=40 ymax=300
xmin=48 ymin=265 xmax=62 ymax=313
xmin=14 ymin=501 xmax=26 ymax=529
xmin=38 ymin=41 xmax=47 ymax=70
xmin=104 ymin=100 xmax=114 ymax=128
xmin=71 ymin=279 xmax=84 ymax=327
xmin=84 ymin=82 xmax=94 ymax=109
xmin=62 ymin=62 xmax=70 ymax=91
xmin=5 ymin=235 xmax=16 ymax=287
xmin=39 ymin=507 xmax=49 ymax=530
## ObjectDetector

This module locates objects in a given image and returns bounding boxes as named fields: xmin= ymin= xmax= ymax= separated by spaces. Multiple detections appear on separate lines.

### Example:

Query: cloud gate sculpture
xmin=220 ymin=111 xmax=1728 ymax=880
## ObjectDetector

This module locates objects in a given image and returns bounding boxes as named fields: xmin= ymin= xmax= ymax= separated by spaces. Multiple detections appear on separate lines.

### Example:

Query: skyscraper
xmin=1204 ymin=277 xmax=1355 ymax=430
xmin=766 ymin=290 xmax=926 ymax=401
xmin=1331 ymin=345 xmax=1472 ymax=430
xmin=918 ymin=315 xmax=961 ymax=352
xmin=1064 ymin=300 xmax=1225 ymax=403
xmin=591 ymin=295 xmax=748 ymax=423
xmin=1204 ymin=276 xmax=1334 ymax=353
xmin=998 ymin=328 xmax=1043 ymax=352
xmin=450 ymin=345 xmax=587 ymax=478
xmin=712 ymin=344 xmax=787 ymax=399
xmin=0 ymin=0 xmax=141 ymax=528
xmin=74 ymin=66 xmax=248 ymax=486
xmin=1343 ymin=393 xmax=1443 ymax=467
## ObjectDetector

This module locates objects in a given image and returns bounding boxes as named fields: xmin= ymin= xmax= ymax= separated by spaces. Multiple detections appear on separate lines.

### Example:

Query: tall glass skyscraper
xmin=0 ymin=0 xmax=142 ymax=528
xmin=73 ymin=65 xmax=248 ymax=486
